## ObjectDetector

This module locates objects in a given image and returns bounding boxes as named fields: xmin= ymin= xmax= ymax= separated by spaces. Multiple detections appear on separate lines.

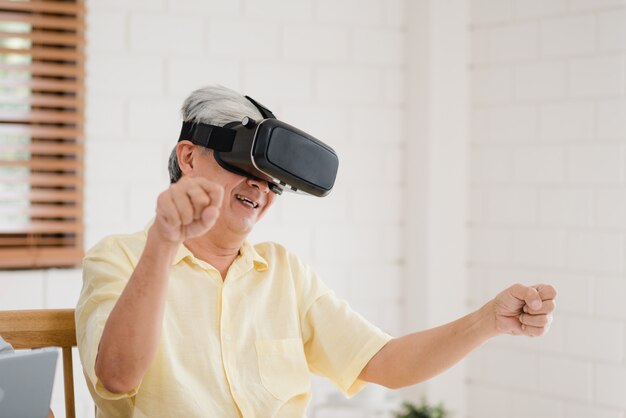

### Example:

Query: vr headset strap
xmin=178 ymin=95 xmax=275 ymax=152
xmin=245 ymin=96 xmax=276 ymax=119
xmin=178 ymin=121 xmax=235 ymax=152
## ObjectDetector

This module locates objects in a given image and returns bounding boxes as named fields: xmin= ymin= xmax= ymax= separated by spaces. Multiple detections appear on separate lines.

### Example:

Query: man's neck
xmin=184 ymin=230 xmax=244 ymax=280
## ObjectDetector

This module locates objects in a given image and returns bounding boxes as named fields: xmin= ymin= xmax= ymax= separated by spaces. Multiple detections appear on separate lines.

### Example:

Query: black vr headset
xmin=178 ymin=96 xmax=339 ymax=197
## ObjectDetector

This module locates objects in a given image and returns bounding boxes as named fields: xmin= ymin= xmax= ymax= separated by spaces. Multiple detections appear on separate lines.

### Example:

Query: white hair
xmin=168 ymin=85 xmax=264 ymax=183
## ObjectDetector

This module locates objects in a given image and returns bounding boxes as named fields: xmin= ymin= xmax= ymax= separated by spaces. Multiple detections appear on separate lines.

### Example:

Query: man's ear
xmin=176 ymin=141 xmax=195 ymax=176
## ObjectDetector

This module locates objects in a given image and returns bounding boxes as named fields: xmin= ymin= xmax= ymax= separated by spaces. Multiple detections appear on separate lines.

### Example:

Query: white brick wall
xmin=489 ymin=22 xmax=539 ymax=62
xmin=515 ymin=62 xmax=567 ymax=100
xmin=513 ymin=146 xmax=565 ymax=184
xmin=469 ymin=1 xmax=626 ymax=417
xmin=475 ymin=105 xmax=538 ymax=143
xmin=569 ymin=55 xmax=624 ymax=98
xmin=539 ymin=102 xmax=594 ymax=142
xmin=513 ymin=0 xmax=568 ymax=20
xmin=0 ymin=0 xmax=407 ymax=417
xmin=471 ymin=66 xmax=515 ymax=104
xmin=598 ymin=99 xmax=626 ymax=139
xmin=283 ymin=25 xmax=349 ymax=62
xmin=540 ymin=15 xmax=595 ymax=57
xmin=129 ymin=14 xmax=205 ymax=54
xmin=599 ymin=9 xmax=626 ymax=52
xmin=539 ymin=189 xmax=594 ymax=227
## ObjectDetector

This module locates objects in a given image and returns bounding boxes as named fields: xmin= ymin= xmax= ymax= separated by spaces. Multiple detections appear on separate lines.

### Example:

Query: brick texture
xmin=468 ymin=1 xmax=626 ymax=417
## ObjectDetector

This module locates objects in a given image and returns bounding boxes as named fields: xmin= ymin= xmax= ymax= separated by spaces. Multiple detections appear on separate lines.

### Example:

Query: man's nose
xmin=246 ymin=177 xmax=270 ymax=193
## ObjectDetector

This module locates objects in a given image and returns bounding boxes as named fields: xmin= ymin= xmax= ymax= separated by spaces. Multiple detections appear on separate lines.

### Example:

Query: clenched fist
xmin=151 ymin=176 xmax=224 ymax=244
xmin=492 ymin=283 xmax=557 ymax=337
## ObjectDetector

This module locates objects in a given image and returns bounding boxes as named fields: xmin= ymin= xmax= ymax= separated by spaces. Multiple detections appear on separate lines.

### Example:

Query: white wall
xmin=467 ymin=0 xmax=626 ymax=417
xmin=0 ymin=0 xmax=408 ymax=417
xmin=403 ymin=0 xmax=469 ymax=414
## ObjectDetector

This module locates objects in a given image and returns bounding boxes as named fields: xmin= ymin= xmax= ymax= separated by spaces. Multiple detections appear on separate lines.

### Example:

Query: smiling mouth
xmin=235 ymin=194 xmax=259 ymax=209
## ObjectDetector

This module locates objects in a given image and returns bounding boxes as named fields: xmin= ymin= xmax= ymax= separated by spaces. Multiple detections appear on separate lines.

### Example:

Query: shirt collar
xmin=172 ymin=243 xmax=193 ymax=265
xmin=142 ymin=221 xmax=268 ymax=272
xmin=238 ymin=240 xmax=269 ymax=272
xmin=172 ymin=241 xmax=268 ymax=273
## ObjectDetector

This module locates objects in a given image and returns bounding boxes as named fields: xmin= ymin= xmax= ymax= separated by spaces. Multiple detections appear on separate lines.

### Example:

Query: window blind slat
xmin=0 ymin=205 xmax=82 ymax=218
xmin=0 ymin=30 xmax=83 ymax=46
xmin=1 ymin=189 xmax=81 ymax=202
xmin=0 ymin=236 xmax=77 ymax=247
xmin=0 ymin=80 xmax=83 ymax=95
xmin=0 ymin=110 xmax=82 ymax=124
xmin=0 ymin=124 xmax=82 ymax=139
xmin=0 ymin=160 xmax=82 ymax=171
xmin=0 ymin=12 xmax=84 ymax=31
xmin=0 ymin=221 xmax=81 ymax=234
xmin=0 ymin=140 xmax=82 ymax=152
xmin=0 ymin=63 xmax=84 ymax=77
xmin=0 ymin=174 xmax=82 ymax=187
xmin=0 ymin=0 xmax=84 ymax=14
xmin=0 ymin=94 xmax=83 ymax=109
xmin=0 ymin=247 xmax=83 ymax=269
xmin=0 ymin=47 xmax=84 ymax=61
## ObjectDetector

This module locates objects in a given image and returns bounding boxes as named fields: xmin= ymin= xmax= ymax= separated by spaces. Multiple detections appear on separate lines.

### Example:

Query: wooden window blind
xmin=0 ymin=0 xmax=84 ymax=268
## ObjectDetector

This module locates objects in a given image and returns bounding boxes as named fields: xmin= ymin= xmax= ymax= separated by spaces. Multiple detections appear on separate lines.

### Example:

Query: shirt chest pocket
xmin=255 ymin=338 xmax=311 ymax=401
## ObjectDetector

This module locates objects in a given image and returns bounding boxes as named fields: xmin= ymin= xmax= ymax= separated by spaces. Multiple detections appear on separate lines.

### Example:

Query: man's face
xmin=190 ymin=147 xmax=277 ymax=238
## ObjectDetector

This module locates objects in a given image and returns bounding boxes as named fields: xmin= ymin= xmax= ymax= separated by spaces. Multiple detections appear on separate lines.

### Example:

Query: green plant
xmin=394 ymin=399 xmax=451 ymax=418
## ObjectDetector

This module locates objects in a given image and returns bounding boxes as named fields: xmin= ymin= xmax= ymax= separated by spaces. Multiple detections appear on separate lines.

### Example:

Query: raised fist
xmin=152 ymin=176 xmax=224 ymax=244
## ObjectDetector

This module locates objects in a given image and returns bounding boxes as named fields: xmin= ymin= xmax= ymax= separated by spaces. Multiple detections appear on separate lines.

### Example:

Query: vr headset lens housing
xmin=178 ymin=99 xmax=339 ymax=197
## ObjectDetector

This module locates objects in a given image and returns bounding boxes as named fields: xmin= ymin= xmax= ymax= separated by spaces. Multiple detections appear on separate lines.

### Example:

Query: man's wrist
xmin=477 ymin=300 xmax=500 ymax=339
xmin=146 ymin=226 xmax=180 ymax=263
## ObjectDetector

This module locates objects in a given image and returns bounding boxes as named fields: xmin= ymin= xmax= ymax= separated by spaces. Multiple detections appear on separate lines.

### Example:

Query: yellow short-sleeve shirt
xmin=76 ymin=229 xmax=392 ymax=418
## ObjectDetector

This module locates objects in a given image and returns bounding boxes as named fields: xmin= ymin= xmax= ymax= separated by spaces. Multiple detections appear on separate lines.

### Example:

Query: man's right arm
xmin=94 ymin=230 xmax=177 ymax=394
xmin=95 ymin=176 xmax=223 ymax=394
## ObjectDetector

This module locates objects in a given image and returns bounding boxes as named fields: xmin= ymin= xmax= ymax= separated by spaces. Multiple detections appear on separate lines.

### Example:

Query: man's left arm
xmin=358 ymin=283 xmax=557 ymax=389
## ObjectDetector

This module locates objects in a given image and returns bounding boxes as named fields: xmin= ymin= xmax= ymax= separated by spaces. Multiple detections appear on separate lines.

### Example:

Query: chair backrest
xmin=0 ymin=309 xmax=77 ymax=418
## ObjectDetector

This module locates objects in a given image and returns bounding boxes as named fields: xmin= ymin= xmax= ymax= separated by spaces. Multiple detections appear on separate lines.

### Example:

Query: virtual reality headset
xmin=178 ymin=96 xmax=339 ymax=197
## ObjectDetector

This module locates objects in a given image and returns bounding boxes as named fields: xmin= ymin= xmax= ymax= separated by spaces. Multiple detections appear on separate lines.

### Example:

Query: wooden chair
xmin=0 ymin=309 xmax=77 ymax=418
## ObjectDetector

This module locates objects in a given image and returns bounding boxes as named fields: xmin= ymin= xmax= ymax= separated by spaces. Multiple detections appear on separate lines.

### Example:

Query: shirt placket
xmin=220 ymin=265 xmax=248 ymax=417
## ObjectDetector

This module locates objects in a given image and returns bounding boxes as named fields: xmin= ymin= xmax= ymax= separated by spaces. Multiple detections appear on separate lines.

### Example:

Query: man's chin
xmin=228 ymin=218 xmax=257 ymax=237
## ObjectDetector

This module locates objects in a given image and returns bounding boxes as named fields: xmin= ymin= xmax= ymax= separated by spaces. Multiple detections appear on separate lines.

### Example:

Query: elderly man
xmin=76 ymin=85 xmax=557 ymax=418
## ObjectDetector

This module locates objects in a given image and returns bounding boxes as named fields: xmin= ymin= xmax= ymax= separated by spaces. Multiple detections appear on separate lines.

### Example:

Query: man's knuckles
xmin=520 ymin=313 xmax=552 ymax=327
xmin=523 ymin=299 xmax=555 ymax=315
xmin=522 ymin=324 xmax=548 ymax=337
xmin=536 ymin=284 xmax=558 ymax=300
xmin=201 ymin=206 xmax=220 ymax=227
xmin=188 ymin=190 xmax=211 ymax=210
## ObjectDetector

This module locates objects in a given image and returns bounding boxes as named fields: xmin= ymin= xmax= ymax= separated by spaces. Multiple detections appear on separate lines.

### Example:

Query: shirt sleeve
xmin=75 ymin=235 xmax=141 ymax=401
xmin=299 ymin=273 xmax=393 ymax=398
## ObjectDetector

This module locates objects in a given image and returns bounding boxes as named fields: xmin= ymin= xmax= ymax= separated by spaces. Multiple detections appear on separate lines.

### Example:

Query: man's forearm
xmin=359 ymin=302 xmax=499 ymax=389
xmin=95 ymin=230 xmax=178 ymax=394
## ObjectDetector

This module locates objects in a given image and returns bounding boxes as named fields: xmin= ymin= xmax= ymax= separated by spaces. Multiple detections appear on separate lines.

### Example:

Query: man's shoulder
xmin=252 ymin=242 xmax=331 ymax=304
xmin=252 ymin=241 xmax=313 ymax=274
xmin=252 ymin=241 xmax=287 ymax=256
xmin=252 ymin=241 xmax=298 ymax=264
